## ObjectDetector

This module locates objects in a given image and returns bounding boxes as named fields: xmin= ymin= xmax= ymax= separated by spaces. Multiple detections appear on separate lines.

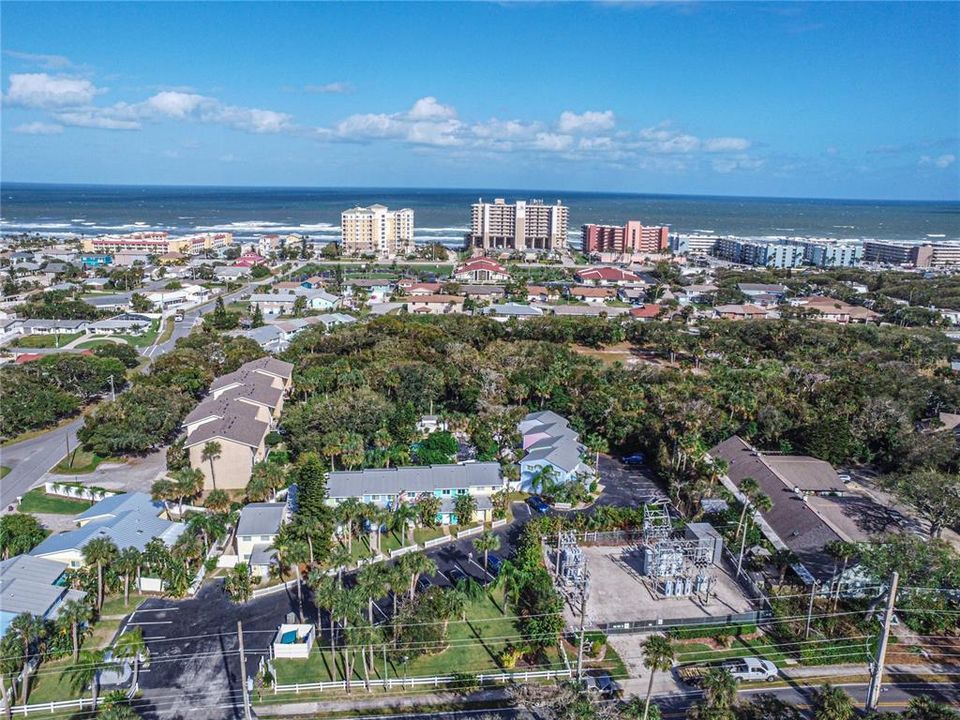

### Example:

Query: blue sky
xmin=2 ymin=1 xmax=958 ymax=200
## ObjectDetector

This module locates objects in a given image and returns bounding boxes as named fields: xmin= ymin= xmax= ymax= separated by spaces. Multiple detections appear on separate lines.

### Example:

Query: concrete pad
xmin=573 ymin=545 xmax=754 ymax=627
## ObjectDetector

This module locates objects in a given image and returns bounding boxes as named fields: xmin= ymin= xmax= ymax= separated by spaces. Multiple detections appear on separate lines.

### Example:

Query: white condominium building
xmin=468 ymin=198 xmax=568 ymax=252
xmin=340 ymin=205 xmax=415 ymax=259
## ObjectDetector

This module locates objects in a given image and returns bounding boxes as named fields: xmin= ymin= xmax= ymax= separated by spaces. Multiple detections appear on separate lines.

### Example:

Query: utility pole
xmin=575 ymin=576 xmax=588 ymax=681
xmin=866 ymin=571 xmax=898 ymax=711
xmin=237 ymin=620 xmax=253 ymax=720
xmin=804 ymin=580 xmax=819 ymax=640
xmin=108 ymin=374 xmax=115 ymax=402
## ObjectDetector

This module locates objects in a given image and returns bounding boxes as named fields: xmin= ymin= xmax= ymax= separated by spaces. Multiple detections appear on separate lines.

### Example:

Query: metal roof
xmin=327 ymin=462 xmax=502 ymax=499
xmin=236 ymin=503 xmax=286 ymax=537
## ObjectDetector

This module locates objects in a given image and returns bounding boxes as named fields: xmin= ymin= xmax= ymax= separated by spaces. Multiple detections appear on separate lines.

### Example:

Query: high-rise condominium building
xmin=582 ymin=221 xmax=670 ymax=254
xmin=341 ymin=205 xmax=415 ymax=259
xmin=468 ymin=198 xmax=568 ymax=252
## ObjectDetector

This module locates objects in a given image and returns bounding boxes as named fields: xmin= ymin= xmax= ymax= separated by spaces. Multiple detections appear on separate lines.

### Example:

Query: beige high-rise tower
xmin=340 ymin=204 xmax=415 ymax=259
xmin=467 ymin=198 xmax=568 ymax=252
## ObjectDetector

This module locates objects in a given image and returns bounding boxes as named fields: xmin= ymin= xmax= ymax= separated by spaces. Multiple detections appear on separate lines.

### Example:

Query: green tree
xmin=83 ymin=537 xmax=118 ymax=611
xmin=887 ymin=469 xmax=960 ymax=539
xmin=205 ymin=488 xmax=231 ymax=514
xmin=57 ymin=599 xmax=92 ymax=662
xmin=112 ymin=627 xmax=149 ymax=690
xmin=225 ymin=562 xmax=253 ymax=603
xmin=8 ymin=613 xmax=45 ymax=704
xmin=0 ymin=513 xmax=47 ymax=558
xmin=417 ymin=496 xmax=442 ymax=528
xmin=65 ymin=649 xmax=110 ymax=713
xmin=200 ymin=441 xmax=222 ymax=491
xmin=173 ymin=468 xmax=205 ymax=517
xmin=252 ymin=303 xmax=265 ymax=328
xmin=399 ymin=551 xmax=437 ymax=600
xmin=474 ymin=531 xmax=501 ymax=574
xmin=453 ymin=493 xmax=478 ymax=527
xmin=640 ymin=634 xmax=674 ymax=720
xmin=812 ymin=684 xmax=854 ymax=720
xmin=115 ymin=547 xmax=142 ymax=607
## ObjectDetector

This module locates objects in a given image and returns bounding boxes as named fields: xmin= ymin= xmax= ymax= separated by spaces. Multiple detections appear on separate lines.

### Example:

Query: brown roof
xmin=241 ymin=356 xmax=294 ymax=381
xmin=406 ymin=294 xmax=463 ymax=304
xmin=215 ymin=380 xmax=283 ymax=410
xmin=762 ymin=455 xmax=844 ymax=493
xmin=570 ymin=286 xmax=616 ymax=298
xmin=185 ymin=412 xmax=269 ymax=449
xmin=709 ymin=436 xmax=844 ymax=583
xmin=526 ymin=285 xmax=551 ymax=295
xmin=183 ymin=395 xmax=260 ymax=426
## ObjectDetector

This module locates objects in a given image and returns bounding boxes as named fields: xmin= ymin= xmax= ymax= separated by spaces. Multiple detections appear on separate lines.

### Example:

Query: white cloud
xmin=303 ymin=82 xmax=354 ymax=94
xmin=12 ymin=121 xmax=64 ymax=135
xmin=4 ymin=50 xmax=74 ymax=70
xmin=703 ymin=136 xmax=751 ymax=153
xmin=408 ymin=96 xmax=458 ymax=121
xmin=636 ymin=125 xmax=701 ymax=153
xmin=919 ymin=153 xmax=956 ymax=169
xmin=4 ymin=73 xmax=102 ymax=108
xmin=533 ymin=132 xmax=574 ymax=152
xmin=146 ymin=91 xmax=206 ymax=118
xmin=52 ymin=111 xmax=140 ymax=130
xmin=711 ymin=154 xmax=765 ymax=173
xmin=558 ymin=110 xmax=615 ymax=133
xmin=206 ymin=104 xmax=293 ymax=134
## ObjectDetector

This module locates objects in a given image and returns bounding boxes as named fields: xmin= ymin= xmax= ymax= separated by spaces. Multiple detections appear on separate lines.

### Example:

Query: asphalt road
xmin=0 ymin=282 xmax=255 ymax=510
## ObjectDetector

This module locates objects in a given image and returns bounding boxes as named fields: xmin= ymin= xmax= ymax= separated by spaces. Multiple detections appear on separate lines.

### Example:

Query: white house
xmin=235 ymin=503 xmax=287 ymax=578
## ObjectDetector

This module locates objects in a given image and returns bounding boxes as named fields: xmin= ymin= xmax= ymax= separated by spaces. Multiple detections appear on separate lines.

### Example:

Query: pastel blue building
xmin=517 ymin=411 xmax=594 ymax=492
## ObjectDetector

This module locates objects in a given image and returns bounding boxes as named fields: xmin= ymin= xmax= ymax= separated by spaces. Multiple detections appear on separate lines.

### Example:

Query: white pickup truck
xmin=720 ymin=657 xmax=778 ymax=682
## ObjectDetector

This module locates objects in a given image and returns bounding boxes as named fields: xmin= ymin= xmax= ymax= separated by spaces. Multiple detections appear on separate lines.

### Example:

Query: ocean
xmin=2 ymin=183 xmax=958 ymax=248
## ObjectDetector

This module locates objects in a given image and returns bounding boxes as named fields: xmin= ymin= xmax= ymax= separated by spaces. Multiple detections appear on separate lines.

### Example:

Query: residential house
xmin=248 ymin=289 xmax=340 ymax=316
xmin=229 ymin=324 xmax=289 ymax=353
xmin=215 ymin=266 xmax=251 ymax=281
xmin=82 ymin=277 xmax=113 ymax=291
xmin=0 ymin=555 xmax=87 ymax=637
xmin=534 ymin=304 xmax=630 ymax=317
xmin=30 ymin=492 xmax=186 ymax=568
xmin=416 ymin=415 xmax=448 ymax=435
xmin=678 ymin=284 xmax=719 ymax=304
xmin=235 ymin=503 xmax=287 ymax=578
xmin=486 ymin=303 xmax=544 ymax=321
xmin=144 ymin=284 xmax=210 ymax=311
xmin=234 ymin=253 xmax=267 ymax=268
xmin=12 ymin=318 xmax=89 ymax=336
xmin=575 ymin=266 xmax=645 ymax=286
xmin=80 ymin=254 xmax=113 ymax=268
xmin=344 ymin=279 xmax=393 ymax=304
xmin=617 ymin=286 xmax=647 ymax=305
xmin=714 ymin=304 xmax=771 ymax=321
xmin=737 ymin=283 xmax=787 ymax=306
xmin=406 ymin=282 xmax=443 ymax=296
xmin=326 ymin=463 xmax=505 ymax=525
xmin=569 ymin=286 xmax=617 ymax=304
xmin=184 ymin=413 xmax=270 ymax=492
xmin=525 ymin=285 xmax=554 ymax=303
xmin=517 ymin=411 xmax=593 ymax=492
xmin=405 ymin=294 xmax=464 ymax=315
xmin=460 ymin=285 xmax=506 ymax=300
xmin=790 ymin=297 xmax=880 ymax=324
xmin=86 ymin=313 xmax=153 ymax=336
xmin=629 ymin=304 xmax=663 ymax=321
xmin=453 ymin=258 xmax=510 ymax=284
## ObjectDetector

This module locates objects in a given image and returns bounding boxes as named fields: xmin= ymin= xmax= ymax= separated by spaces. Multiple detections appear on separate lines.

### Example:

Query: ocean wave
xmin=193 ymin=221 xmax=339 ymax=233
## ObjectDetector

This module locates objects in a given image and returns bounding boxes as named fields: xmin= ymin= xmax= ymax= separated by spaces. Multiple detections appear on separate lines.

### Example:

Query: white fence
xmin=389 ymin=545 xmax=418 ymax=559
xmin=423 ymin=535 xmax=453 ymax=549
xmin=5 ymin=697 xmax=94 ymax=716
xmin=273 ymin=668 xmax=573 ymax=694
xmin=491 ymin=518 xmax=507 ymax=529
xmin=456 ymin=524 xmax=484 ymax=540
xmin=43 ymin=481 xmax=120 ymax=503
xmin=252 ymin=578 xmax=299 ymax=599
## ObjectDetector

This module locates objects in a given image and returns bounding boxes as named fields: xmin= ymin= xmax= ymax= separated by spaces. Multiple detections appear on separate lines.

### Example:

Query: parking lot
xmin=594 ymin=454 xmax=668 ymax=508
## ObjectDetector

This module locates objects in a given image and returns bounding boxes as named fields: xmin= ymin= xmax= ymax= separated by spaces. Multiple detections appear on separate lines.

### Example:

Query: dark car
xmin=486 ymin=553 xmax=503 ymax=575
xmin=527 ymin=495 xmax=550 ymax=514
xmin=415 ymin=575 xmax=433 ymax=592
xmin=623 ymin=453 xmax=646 ymax=465
xmin=446 ymin=566 xmax=468 ymax=584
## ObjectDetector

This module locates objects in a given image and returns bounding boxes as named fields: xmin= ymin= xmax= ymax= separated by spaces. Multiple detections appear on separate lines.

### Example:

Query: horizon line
xmin=2 ymin=180 xmax=956 ymax=206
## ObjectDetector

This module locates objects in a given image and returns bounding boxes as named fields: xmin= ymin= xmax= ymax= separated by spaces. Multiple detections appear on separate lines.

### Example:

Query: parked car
xmin=623 ymin=453 xmax=646 ymax=465
xmin=486 ymin=553 xmax=503 ymax=575
xmin=584 ymin=672 xmax=621 ymax=697
xmin=415 ymin=575 xmax=433 ymax=592
xmin=174 ymin=311 xmax=184 ymax=321
xmin=527 ymin=495 xmax=550 ymax=514
xmin=721 ymin=658 xmax=778 ymax=682
xmin=838 ymin=473 xmax=852 ymax=483
xmin=446 ymin=566 xmax=468 ymax=585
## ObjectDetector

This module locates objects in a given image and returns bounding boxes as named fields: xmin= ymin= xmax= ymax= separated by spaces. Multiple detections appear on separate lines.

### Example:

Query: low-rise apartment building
xmin=517 ymin=411 xmax=593 ymax=492
xmin=82 ymin=232 xmax=233 ymax=257
xmin=863 ymin=240 xmax=960 ymax=268
xmin=326 ymin=462 xmax=506 ymax=525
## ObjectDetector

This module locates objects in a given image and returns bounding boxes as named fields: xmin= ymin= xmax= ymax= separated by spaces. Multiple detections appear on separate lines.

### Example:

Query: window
xmin=442 ymin=489 xmax=451 ymax=496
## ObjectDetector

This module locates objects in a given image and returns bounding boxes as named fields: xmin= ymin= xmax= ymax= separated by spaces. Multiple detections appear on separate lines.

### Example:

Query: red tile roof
xmin=576 ymin=266 xmax=642 ymax=282
xmin=455 ymin=258 xmax=507 ymax=274
xmin=629 ymin=304 xmax=662 ymax=318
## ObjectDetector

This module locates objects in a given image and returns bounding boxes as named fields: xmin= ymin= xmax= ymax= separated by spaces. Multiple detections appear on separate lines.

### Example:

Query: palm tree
xmin=700 ymin=667 xmax=737 ymax=711
xmin=245 ymin=474 xmax=273 ymax=503
xmin=416 ymin=496 xmax=442 ymax=529
xmin=771 ymin=548 xmax=798 ymax=589
xmin=173 ymin=468 xmax=204 ymax=517
xmin=83 ymin=537 xmax=118 ymax=611
xmin=733 ymin=477 xmax=760 ymax=540
xmin=111 ymin=547 xmax=140 ymax=608
xmin=811 ymin=684 xmax=854 ymax=720
xmin=474 ymin=531 xmax=501 ymax=575
xmin=361 ymin=504 xmax=386 ymax=555
xmin=150 ymin=478 xmax=177 ymax=520
xmin=201 ymin=441 xmax=222 ymax=490
xmin=453 ymin=493 xmax=478 ymax=528
xmin=736 ymin=486 xmax=772 ymax=577
xmin=0 ymin=632 xmax=23 ymax=720
xmin=389 ymin=502 xmax=419 ymax=547
xmin=307 ymin=570 xmax=340 ymax=667
xmin=640 ymin=634 xmax=674 ymax=720
xmin=112 ymin=627 xmax=149 ymax=691
xmin=329 ymin=544 xmax=353 ymax=584
xmin=205 ymin=488 xmax=231 ymax=514
xmin=65 ymin=649 xmax=110 ymax=713
xmin=333 ymin=587 xmax=365 ymax=692
xmin=399 ymin=551 xmax=436 ymax=601
xmin=225 ymin=563 xmax=253 ymax=603
xmin=58 ymin=599 xmax=91 ymax=662
xmin=8 ymin=613 xmax=44 ymax=704
xmin=356 ymin=563 xmax=389 ymax=685
xmin=825 ymin=540 xmax=858 ymax=610
xmin=335 ymin=498 xmax=363 ymax=554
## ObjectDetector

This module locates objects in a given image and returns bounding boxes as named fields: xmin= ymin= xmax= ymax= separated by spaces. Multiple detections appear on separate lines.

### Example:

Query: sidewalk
xmin=254 ymin=687 xmax=512 ymax=717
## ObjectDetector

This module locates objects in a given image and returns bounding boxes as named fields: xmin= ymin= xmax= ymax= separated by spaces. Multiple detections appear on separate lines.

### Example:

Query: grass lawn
xmin=412 ymin=526 xmax=447 ymax=546
xmin=0 ymin=466 xmax=9 ymax=479
xmin=118 ymin=319 xmax=161 ymax=348
xmin=18 ymin=487 xmax=92 ymax=515
xmin=275 ymin=588 xmax=545 ymax=688
xmin=74 ymin=338 xmax=128 ymax=350
xmin=12 ymin=332 xmax=83 ymax=349
xmin=674 ymin=635 xmax=789 ymax=666
xmin=52 ymin=449 xmax=123 ymax=474
xmin=100 ymin=592 xmax=151 ymax=618
xmin=24 ymin=659 xmax=84 ymax=704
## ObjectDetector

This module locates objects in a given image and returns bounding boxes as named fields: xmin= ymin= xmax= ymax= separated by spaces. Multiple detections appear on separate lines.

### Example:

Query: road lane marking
xmin=128 ymin=620 xmax=173 ymax=625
